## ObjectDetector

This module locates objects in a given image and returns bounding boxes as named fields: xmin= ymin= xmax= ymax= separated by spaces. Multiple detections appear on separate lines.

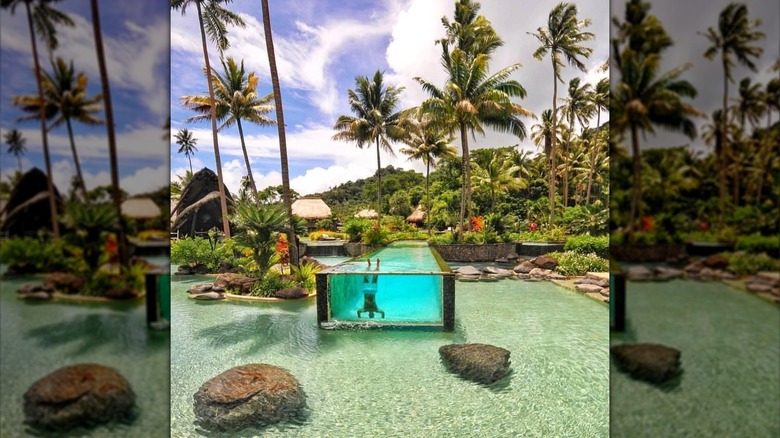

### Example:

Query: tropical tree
xmin=261 ymin=0 xmax=299 ymax=266
xmin=4 ymin=129 xmax=27 ymax=173
xmin=612 ymin=0 xmax=700 ymax=233
xmin=732 ymin=77 xmax=765 ymax=130
xmin=232 ymin=202 xmax=288 ymax=279
xmin=765 ymin=77 xmax=780 ymax=127
xmin=471 ymin=147 xmax=527 ymax=214
xmin=13 ymin=57 xmax=103 ymax=200
xmin=399 ymin=111 xmax=456 ymax=234
xmin=333 ymin=71 xmax=405 ymax=224
xmin=592 ymin=77 xmax=609 ymax=130
xmin=560 ymin=77 xmax=595 ymax=206
xmin=174 ymin=128 xmax=198 ymax=175
xmin=701 ymin=2 xmax=764 ymax=224
xmin=1 ymin=0 xmax=74 ymax=237
xmin=530 ymin=2 xmax=594 ymax=225
xmin=171 ymin=0 xmax=245 ymax=238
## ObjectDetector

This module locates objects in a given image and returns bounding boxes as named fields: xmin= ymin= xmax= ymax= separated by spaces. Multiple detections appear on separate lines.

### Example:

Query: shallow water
xmin=171 ymin=276 xmax=609 ymax=437
xmin=0 ymin=269 xmax=170 ymax=437
xmin=610 ymin=280 xmax=780 ymax=437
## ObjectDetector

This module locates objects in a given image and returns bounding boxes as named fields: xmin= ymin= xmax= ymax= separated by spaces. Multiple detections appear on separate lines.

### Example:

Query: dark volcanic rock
xmin=214 ymin=273 xmax=258 ymax=294
xmin=533 ymin=255 xmax=558 ymax=270
xmin=43 ymin=273 xmax=86 ymax=294
xmin=188 ymin=283 xmax=214 ymax=294
xmin=274 ymin=287 xmax=309 ymax=299
xmin=23 ymin=364 xmax=135 ymax=431
xmin=610 ymin=343 xmax=681 ymax=384
xmin=103 ymin=287 xmax=138 ymax=300
xmin=439 ymin=343 xmax=511 ymax=384
xmin=703 ymin=254 xmax=729 ymax=270
xmin=193 ymin=364 xmax=306 ymax=431
xmin=513 ymin=261 xmax=535 ymax=274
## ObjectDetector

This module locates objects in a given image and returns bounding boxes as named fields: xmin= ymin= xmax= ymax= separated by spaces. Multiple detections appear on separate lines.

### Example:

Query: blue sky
xmin=171 ymin=0 xmax=609 ymax=196
xmin=0 ymin=1 xmax=169 ymax=195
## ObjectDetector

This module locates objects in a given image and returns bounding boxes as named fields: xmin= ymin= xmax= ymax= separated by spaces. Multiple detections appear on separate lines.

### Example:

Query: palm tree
xmin=171 ymin=0 xmax=245 ymax=238
xmin=13 ymin=57 xmax=103 ymax=200
xmin=702 ymin=3 xmax=764 ymax=224
xmin=471 ymin=147 xmax=527 ymax=214
xmin=261 ymin=0 xmax=299 ymax=267
xmin=181 ymin=57 xmax=276 ymax=200
xmin=530 ymin=2 xmax=594 ymax=225
xmin=232 ymin=202 xmax=288 ymax=280
xmin=560 ymin=77 xmax=595 ymax=206
xmin=612 ymin=1 xmax=700 ymax=233
xmin=732 ymin=77 xmax=765 ymax=131
xmin=4 ymin=129 xmax=27 ymax=173
xmin=1 ymin=0 xmax=74 ymax=237
xmin=399 ymin=111 xmax=457 ymax=234
xmin=174 ymin=128 xmax=198 ymax=174
xmin=765 ymin=77 xmax=780 ymax=127
xmin=333 ymin=71 xmax=405 ymax=224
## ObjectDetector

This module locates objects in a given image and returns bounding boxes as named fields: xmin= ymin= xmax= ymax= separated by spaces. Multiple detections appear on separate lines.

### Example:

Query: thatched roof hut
xmin=354 ymin=209 xmax=378 ymax=219
xmin=406 ymin=205 xmax=426 ymax=224
xmin=121 ymin=197 xmax=161 ymax=220
xmin=0 ymin=168 xmax=62 ymax=236
xmin=170 ymin=168 xmax=234 ymax=237
xmin=292 ymin=196 xmax=332 ymax=220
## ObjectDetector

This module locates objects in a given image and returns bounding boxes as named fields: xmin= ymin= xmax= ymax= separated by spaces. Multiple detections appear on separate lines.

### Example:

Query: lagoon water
xmin=171 ymin=268 xmax=609 ymax=437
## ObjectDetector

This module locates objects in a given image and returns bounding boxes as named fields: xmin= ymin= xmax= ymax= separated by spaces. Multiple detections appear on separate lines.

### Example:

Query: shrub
xmin=0 ymin=235 xmax=68 ymax=274
xmin=291 ymin=262 xmax=321 ymax=291
xmin=735 ymin=234 xmax=779 ymax=255
xmin=250 ymin=272 xmax=295 ymax=297
xmin=427 ymin=233 xmax=455 ymax=244
xmin=564 ymin=235 xmax=609 ymax=258
xmin=343 ymin=218 xmax=371 ymax=242
xmin=170 ymin=237 xmax=236 ymax=272
xmin=548 ymin=251 xmax=609 ymax=276
xmin=362 ymin=223 xmax=390 ymax=246
xmin=722 ymin=251 xmax=779 ymax=275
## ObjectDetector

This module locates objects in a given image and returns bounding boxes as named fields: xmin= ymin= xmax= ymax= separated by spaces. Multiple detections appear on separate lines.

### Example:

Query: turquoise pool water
xmin=171 ymin=275 xmax=609 ymax=437
xmin=0 ymin=263 xmax=170 ymax=437
xmin=611 ymin=280 xmax=780 ymax=437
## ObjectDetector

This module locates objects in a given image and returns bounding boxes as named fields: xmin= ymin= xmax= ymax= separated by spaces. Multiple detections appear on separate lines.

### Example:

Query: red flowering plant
xmin=527 ymin=222 xmax=539 ymax=232
xmin=470 ymin=216 xmax=484 ymax=232
xmin=275 ymin=234 xmax=290 ymax=273
xmin=640 ymin=216 xmax=654 ymax=232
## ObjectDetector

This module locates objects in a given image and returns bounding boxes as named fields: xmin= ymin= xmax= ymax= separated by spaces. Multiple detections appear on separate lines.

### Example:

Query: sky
xmin=170 ymin=0 xmax=610 ymax=196
xmin=611 ymin=0 xmax=780 ymax=153
xmin=0 ymin=1 xmax=169 ymax=196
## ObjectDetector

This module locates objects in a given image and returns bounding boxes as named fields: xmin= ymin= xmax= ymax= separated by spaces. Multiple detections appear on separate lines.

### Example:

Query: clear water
xmin=329 ymin=274 xmax=443 ymax=323
xmin=0 ymin=273 xmax=170 ymax=437
xmin=611 ymin=280 xmax=780 ymax=437
xmin=325 ymin=241 xmax=443 ymax=273
xmin=171 ymin=276 xmax=609 ymax=437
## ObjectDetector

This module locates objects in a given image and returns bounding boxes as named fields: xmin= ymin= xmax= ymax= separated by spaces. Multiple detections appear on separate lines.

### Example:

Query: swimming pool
xmin=610 ymin=279 xmax=780 ymax=436
xmin=171 ymin=274 xmax=609 ymax=436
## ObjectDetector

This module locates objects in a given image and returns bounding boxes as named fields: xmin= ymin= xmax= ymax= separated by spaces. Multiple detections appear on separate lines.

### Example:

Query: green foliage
xmin=81 ymin=271 xmax=122 ymax=297
xmin=232 ymin=203 xmax=288 ymax=279
xmin=387 ymin=190 xmax=412 ymax=217
xmin=0 ymin=235 xmax=68 ymax=273
xmin=362 ymin=223 xmax=390 ymax=246
xmin=170 ymin=236 xmax=237 ymax=272
xmin=548 ymin=251 xmax=610 ymax=276
xmin=314 ymin=217 xmax=337 ymax=231
xmin=291 ymin=262 xmax=321 ymax=291
xmin=308 ymin=230 xmax=349 ymax=241
xmin=722 ymin=251 xmax=779 ymax=275
xmin=63 ymin=202 xmax=117 ymax=275
xmin=564 ymin=235 xmax=609 ymax=258
xmin=735 ymin=234 xmax=779 ymax=255
xmin=343 ymin=218 xmax=371 ymax=242
xmin=427 ymin=233 xmax=456 ymax=244
xmin=560 ymin=205 xmax=609 ymax=236
xmin=381 ymin=215 xmax=416 ymax=232
xmin=249 ymin=272 xmax=295 ymax=297
xmin=121 ymin=262 xmax=149 ymax=292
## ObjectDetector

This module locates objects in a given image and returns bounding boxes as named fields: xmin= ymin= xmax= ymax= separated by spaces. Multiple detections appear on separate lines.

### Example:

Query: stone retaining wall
xmin=610 ymin=244 xmax=687 ymax=262
xmin=430 ymin=243 xmax=517 ymax=262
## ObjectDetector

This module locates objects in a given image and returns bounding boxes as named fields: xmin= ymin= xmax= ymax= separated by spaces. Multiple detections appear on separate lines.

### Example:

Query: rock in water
xmin=23 ymin=364 xmax=135 ymax=431
xmin=193 ymin=364 xmax=306 ymax=431
xmin=439 ymin=343 xmax=511 ymax=384
xmin=610 ymin=343 xmax=681 ymax=384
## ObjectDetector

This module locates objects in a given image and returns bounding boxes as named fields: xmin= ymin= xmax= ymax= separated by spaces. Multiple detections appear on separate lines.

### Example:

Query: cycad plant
xmin=231 ymin=202 xmax=288 ymax=279
xmin=63 ymin=201 xmax=117 ymax=277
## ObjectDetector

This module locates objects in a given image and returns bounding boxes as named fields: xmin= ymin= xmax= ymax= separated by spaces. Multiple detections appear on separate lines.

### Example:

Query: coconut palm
xmin=765 ymin=77 xmax=780 ymax=127
xmin=1 ymin=0 xmax=74 ymax=237
xmin=732 ymin=77 xmax=766 ymax=130
xmin=260 ymin=0 xmax=298 ymax=266
xmin=4 ymin=129 xmax=27 ymax=173
xmin=181 ymin=57 xmax=276 ymax=200
xmin=399 ymin=111 xmax=457 ymax=234
xmin=471 ymin=147 xmax=527 ymax=214
xmin=171 ymin=0 xmax=245 ymax=238
xmin=529 ymin=2 xmax=594 ymax=225
xmin=612 ymin=1 xmax=699 ymax=233
xmin=174 ymin=128 xmax=198 ymax=175
xmin=702 ymin=2 xmax=764 ymax=224
xmin=13 ymin=57 xmax=103 ymax=200
xmin=333 ymin=71 xmax=405 ymax=224
xmin=560 ymin=77 xmax=595 ymax=206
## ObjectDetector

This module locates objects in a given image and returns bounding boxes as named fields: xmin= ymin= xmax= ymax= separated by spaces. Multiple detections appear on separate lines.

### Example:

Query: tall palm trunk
xmin=718 ymin=58 xmax=729 ymax=226
xmin=629 ymin=123 xmax=642 ymax=233
xmin=16 ymin=156 xmax=22 ymax=173
xmin=90 ymin=0 xmax=127 ymax=266
xmin=375 ymin=137 xmax=382 ymax=224
xmin=563 ymin=112 xmax=574 ymax=207
xmin=425 ymin=159 xmax=431 ymax=235
xmin=188 ymin=156 xmax=193 ymax=175
xmin=549 ymin=62 xmax=558 ymax=226
xmin=586 ymin=112 xmax=601 ymax=205
xmin=261 ymin=0 xmax=298 ymax=266
xmin=458 ymin=123 xmax=471 ymax=241
xmin=25 ymin=1 xmax=59 ymax=238
xmin=235 ymin=118 xmax=258 ymax=201
xmin=64 ymin=117 xmax=89 ymax=200
xmin=196 ymin=1 xmax=231 ymax=238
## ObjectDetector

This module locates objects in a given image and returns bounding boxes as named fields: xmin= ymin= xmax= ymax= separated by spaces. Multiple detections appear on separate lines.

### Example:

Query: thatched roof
xmin=292 ymin=197 xmax=331 ymax=220
xmin=0 ymin=167 xmax=62 ymax=236
xmin=121 ymin=197 xmax=161 ymax=219
xmin=354 ymin=209 xmax=378 ymax=219
xmin=406 ymin=205 xmax=426 ymax=223
xmin=170 ymin=168 xmax=234 ymax=237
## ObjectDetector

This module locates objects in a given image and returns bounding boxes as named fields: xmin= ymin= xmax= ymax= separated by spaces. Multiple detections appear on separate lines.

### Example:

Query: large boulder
xmin=610 ymin=343 xmax=681 ymax=384
xmin=481 ymin=266 xmax=514 ymax=277
xmin=23 ymin=364 xmax=135 ymax=431
xmin=513 ymin=260 xmax=535 ymax=274
xmin=214 ymin=273 xmax=258 ymax=295
xmin=703 ymin=254 xmax=729 ymax=270
xmin=188 ymin=283 xmax=214 ymax=294
xmin=193 ymin=364 xmax=306 ymax=431
xmin=439 ymin=343 xmax=511 ymax=384
xmin=532 ymin=255 xmax=558 ymax=270
xmin=274 ymin=287 xmax=309 ymax=299
xmin=43 ymin=273 xmax=86 ymax=295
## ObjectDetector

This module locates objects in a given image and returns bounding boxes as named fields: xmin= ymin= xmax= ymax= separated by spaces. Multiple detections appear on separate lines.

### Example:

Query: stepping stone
xmin=439 ymin=343 xmax=510 ymax=384
xmin=611 ymin=343 xmax=681 ymax=384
